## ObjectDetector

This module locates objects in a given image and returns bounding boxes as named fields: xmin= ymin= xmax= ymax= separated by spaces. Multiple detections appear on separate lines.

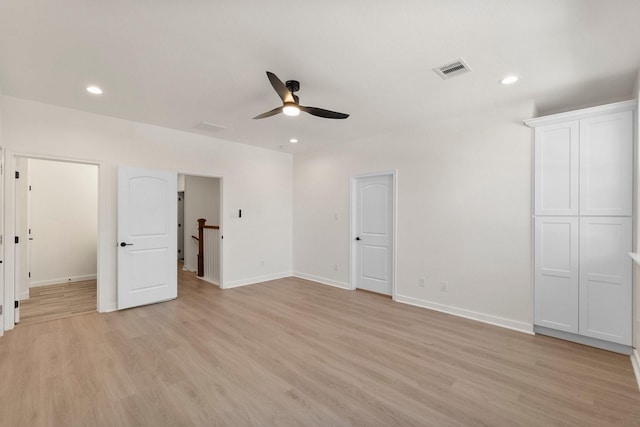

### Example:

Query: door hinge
xmin=14 ymin=301 xmax=19 ymax=309
xmin=15 ymin=171 xmax=19 ymax=179
xmin=14 ymin=236 xmax=19 ymax=244
xmin=0 ymin=305 xmax=2 ymax=315
xmin=29 ymin=185 xmax=32 ymax=191
xmin=28 ymin=272 xmax=31 ymax=278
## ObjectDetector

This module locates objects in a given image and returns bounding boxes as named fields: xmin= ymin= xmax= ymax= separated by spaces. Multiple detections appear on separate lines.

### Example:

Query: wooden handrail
xmin=203 ymin=225 xmax=219 ymax=230
xmin=191 ymin=235 xmax=199 ymax=241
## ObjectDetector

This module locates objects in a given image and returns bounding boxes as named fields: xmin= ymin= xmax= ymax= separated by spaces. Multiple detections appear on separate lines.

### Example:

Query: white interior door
xmin=117 ymin=167 xmax=177 ymax=309
xmin=353 ymin=173 xmax=394 ymax=295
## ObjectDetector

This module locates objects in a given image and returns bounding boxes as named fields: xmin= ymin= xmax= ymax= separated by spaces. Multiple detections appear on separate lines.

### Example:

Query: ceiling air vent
xmin=194 ymin=121 xmax=226 ymax=132
xmin=433 ymin=58 xmax=471 ymax=80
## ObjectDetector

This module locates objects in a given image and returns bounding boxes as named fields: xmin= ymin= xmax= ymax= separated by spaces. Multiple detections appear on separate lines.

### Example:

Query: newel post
xmin=197 ymin=218 xmax=206 ymax=277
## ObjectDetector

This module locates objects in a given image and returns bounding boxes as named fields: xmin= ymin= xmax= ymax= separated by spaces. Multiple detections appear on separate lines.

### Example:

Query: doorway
xmin=179 ymin=174 xmax=222 ymax=286
xmin=350 ymin=171 xmax=396 ymax=296
xmin=15 ymin=157 xmax=98 ymax=325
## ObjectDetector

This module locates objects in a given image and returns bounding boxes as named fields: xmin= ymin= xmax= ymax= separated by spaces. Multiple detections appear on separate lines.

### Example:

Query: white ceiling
xmin=1 ymin=0 xmax=639 ymax=153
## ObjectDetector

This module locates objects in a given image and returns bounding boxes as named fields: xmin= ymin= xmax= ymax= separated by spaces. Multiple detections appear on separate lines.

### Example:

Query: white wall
xmin=27 ymin=159 xmax=98 ymax=287
xmin=1 ymin=96 xmax=293 ymax=320
xmin=293 ymin=102 xmax=536 ymax=332
xmin=183 ymin=175 xmax=220 ymax=272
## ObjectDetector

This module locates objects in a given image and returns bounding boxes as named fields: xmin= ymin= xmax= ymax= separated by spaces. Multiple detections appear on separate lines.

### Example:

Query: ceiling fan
xmin=253 ymin=71 xmax=349 ymax=120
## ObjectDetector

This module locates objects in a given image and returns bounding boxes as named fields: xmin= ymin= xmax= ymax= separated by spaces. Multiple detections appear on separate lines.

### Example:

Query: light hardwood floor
xmin=19 ymin=280 xmax=97 ymax=325
xmin=1 ymin=268 xmax=639 ymax=426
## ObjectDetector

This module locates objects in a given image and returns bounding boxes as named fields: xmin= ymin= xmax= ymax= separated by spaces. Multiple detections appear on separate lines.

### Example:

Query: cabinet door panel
xmin=534 ymin=217 xmax=579 ymax=332
xmin=579 ymin=111 xmax=633 ymax=216
xmin=579 ymin=217 xmax=632 ymax=345
xmin=534 ymin=122 xmax=579 ymax=216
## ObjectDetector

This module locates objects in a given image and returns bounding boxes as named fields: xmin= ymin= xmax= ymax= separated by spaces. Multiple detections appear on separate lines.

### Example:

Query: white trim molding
xmin=395 ymin=294 xmax=534 ymax=335
xmin=293 ymin=272 xmax=350 ymax=290
xmin=101 ymin=303 xmax=118 ymax=313
xmin=524 ymin=99 xmax=637 ymax=128
xmin=631 ymin=349 xmax=640 ymax=391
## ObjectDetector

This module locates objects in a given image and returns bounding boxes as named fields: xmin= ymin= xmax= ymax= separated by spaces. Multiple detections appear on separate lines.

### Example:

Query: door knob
xmin=355 ymin=237 xmax=361 ymax=241
xmin=120 ymin=242 xmax=133 ymax=247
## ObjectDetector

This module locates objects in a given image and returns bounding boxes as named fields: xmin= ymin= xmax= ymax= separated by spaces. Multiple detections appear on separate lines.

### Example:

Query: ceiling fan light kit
xmin=283 ymin=103 xmax=300 ymax=116
xmin=253 ymin=71 xmax=349 ymax=120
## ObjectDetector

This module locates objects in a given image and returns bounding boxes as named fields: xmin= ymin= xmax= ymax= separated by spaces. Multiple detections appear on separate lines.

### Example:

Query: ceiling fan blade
xmin=266 ymin=71 xmax=295 ymax=104
xmin=300 ymin=106 xmax=349 ymax=119
xmin=253 ymin=106 xmax=283 ymax=119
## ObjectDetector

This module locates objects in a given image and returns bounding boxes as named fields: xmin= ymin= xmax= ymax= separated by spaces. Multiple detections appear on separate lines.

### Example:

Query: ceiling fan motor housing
xmin=285 ymin=80 xmax=300 ymax=93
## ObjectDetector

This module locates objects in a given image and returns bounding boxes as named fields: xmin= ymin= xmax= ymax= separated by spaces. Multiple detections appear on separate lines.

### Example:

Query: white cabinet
xmin=579 ymin=111 xmax=633 ymax=216
xmin=534 ymin=122 xmax=579 ymax=216
xmin=579 ymin=217 xmax=632 ymax=345
xmin=534 ymin=110 xmax=633 ymax=217
xmin=526 ymin=100 xmax=635 ymax=351
xmin=534 ymin=217 xmax=579 ymax=333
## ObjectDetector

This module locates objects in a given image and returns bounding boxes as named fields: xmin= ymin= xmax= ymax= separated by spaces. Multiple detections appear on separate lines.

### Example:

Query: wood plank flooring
xmin=19 ymin=280 xmax=96 ymax=325
xmin=1 ymin=268 xmax=639 ymax=426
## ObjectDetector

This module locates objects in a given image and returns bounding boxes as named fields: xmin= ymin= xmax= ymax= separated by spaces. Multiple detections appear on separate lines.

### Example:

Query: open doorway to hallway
xmin=178 ymin=174 xmax=222 ymax=287
xmin=15 ymin=158 xmax=98 ymax=325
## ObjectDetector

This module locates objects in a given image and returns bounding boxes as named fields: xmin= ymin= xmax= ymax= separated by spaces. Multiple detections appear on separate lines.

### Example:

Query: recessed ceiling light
xmin=499 ymin=75 xmax=519 ymax=85
xmin=86 ymin=85 xmax=103 ymax=95
xmin=289 ymin=138 xmax=298 ymax=143
xmin=280 ymin=145 xmax=288 ymax=150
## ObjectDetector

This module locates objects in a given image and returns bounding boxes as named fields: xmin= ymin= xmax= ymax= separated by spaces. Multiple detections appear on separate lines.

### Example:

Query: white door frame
xmin=349 ymin=170 xmax=397 ymax=298
xmin=0 ymin=146 xmax=4 ymax=336
xmin=3 ymin=151 xmax=106 ymax=332
xmin=179 ymin=172 xmax=224 ymax=288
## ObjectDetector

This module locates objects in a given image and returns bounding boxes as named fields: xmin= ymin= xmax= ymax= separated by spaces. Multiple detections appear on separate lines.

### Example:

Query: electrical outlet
xmin=440 ymin=281 xmax=448 ymax=292
xmin=260 ymin=260 xmax=265 ymax=268
xmin=334 ymin=264 xmax=339 ymax=271
xmin=418 ymin=277 xmax=425 ymax=287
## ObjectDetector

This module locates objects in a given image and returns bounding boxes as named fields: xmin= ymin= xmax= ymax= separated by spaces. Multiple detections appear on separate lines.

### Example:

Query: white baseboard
xmin=100 ymin=303 xmax=118 ymax=313
xmin=292 ymin=272 xmax=351 ymax=290
xmin=631 ymin=349 xmax=640 ymax=391
xmin=30 ymin=274 xmax=97 ymax=288
xmin=183 ymin=264 xmax=196 ymax=273
xmin=223 ymin=271 xmax=293 ymax=289
xmin=394 ymin=294 xmax=534 ymax=335
xmin=20 ymin=291 xmax=30 ymax=300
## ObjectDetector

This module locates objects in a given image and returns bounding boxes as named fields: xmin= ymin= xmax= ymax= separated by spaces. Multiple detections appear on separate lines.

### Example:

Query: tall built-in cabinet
xmin=525 ymin=100 xmax=636 ymax=354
